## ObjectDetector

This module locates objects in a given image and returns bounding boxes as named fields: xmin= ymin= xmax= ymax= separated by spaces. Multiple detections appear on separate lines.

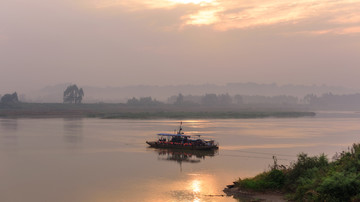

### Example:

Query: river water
xmin=1 ymin=112 xmax=360 ymax=202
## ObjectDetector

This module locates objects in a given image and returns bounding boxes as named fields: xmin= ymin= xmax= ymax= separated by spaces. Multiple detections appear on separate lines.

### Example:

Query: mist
xmin=14 ymin=82 xmax=358 ymax=104
xmin=1 ymin=0 xmax=360 ymax=94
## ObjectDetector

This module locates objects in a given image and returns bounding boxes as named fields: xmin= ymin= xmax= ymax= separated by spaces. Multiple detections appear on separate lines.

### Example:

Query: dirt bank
xmin=223 ymin=185 xmax=286 ymax=202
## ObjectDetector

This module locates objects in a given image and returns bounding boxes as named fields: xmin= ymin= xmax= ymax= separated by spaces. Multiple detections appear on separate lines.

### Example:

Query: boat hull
xmin=146 ymin=141 xmax=218 ymax=150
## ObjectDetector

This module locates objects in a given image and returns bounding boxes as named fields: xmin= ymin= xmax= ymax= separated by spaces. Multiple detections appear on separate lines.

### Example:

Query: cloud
xmin=330 ymin=13 xmax=360 ymax=24
xmin=293 ymin=26 xmax=360 ymax=36
xmin=92 ymin=0 xmax=214 ymax=10
xmin=92 ymin=0 xmax=360 ymax=34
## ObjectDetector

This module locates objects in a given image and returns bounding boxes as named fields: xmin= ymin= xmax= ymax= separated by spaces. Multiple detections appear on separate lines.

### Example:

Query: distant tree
xmin=201 ymin=94 xmax=218 ymax=106
xmin=126 ymin=96 xmax=163 ymax=106
xmin=1 ymin=92 xmax=19 ymax=104
xmin=63 ymin=85 xmax=84 ymax=104
xmin=175 ymin=93 xmax=184 ymax=105
xmin=139 ymin=97 xmax=153 ymax=105
xmin=303 ymin=94 xmax=317 ymax=105
xmin=234 ymin=94 xmax=243 ymax=105
xmin=76 ymin=88 xmax=84 ymax=103
xmin=218 ymin=93 xmax=232 ymax=106
xmin=127 ymin=97 xmax=139 ymax=105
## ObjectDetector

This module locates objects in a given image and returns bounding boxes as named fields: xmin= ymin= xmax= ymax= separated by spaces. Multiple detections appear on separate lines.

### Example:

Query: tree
xmin=234 ymin=94 xmax=243 ymax=105
xmin=175 ymin=93 xmax=184 ymax=105
xmin=1 ymin=92 xmax=19 ymax=104
xmin=63 ymin=85 xmax=84 ymax=104
xmin=126 ymin=96 xmax=163 ymax=106
xmin=201 ymin=94 xmax=218 ymax=106
xmin=303 ymin=94 xmax=317 ymax=105
xmin=218 ymin=93 xmax=232 ymax=106
xmin=127 ymin=97 xmax=139 ymax=105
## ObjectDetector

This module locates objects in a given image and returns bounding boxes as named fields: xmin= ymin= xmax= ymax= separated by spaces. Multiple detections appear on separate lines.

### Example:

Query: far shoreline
xmin=0 ymin=103 xmax=316 ymax=119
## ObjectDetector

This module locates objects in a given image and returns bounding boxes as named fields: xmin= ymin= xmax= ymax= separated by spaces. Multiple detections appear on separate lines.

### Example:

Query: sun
xmin=168 ymin=0 xmax=214 ymax=4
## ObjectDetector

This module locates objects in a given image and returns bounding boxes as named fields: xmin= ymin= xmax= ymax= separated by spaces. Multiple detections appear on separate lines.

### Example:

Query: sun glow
xmin=191 ymin=179 xmax=201 ymax=193
xmin=168 ymin=0 xmax=214 ymax=4
xmin=92 ymin=0 xmax=360 ymax=34
xmin=183 ymin=7 xmax=222 ymax=25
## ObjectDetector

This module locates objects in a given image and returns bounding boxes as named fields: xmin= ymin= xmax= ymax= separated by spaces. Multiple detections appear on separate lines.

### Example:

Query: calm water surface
xmin=1 ymin=112 xmax=360 ymax=202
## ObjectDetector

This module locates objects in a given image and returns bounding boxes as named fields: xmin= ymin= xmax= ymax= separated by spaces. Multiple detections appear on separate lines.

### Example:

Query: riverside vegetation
xmin=229 ymin=143 xmax=360 ymax=201
xmin=0 ymin=91 xmax=315 ymax=118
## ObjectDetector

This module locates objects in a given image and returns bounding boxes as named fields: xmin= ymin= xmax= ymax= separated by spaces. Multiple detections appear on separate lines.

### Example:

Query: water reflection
xmin=191 ymin=179 xmax=201 ymax=202
xmin=0 ymin=119 xmax=18 ymax=145
xmin=63 ymin=118 xmax=83 ymax=144
xmin=0 ymin=118 xmax=18 ymax=132
xmin=150 ymin=148 xmax=218 ymax=171
xmin=168 ymin=173 xmax=226 ymax=201
xmin=155 ymin=148 xmax=217 ymax=163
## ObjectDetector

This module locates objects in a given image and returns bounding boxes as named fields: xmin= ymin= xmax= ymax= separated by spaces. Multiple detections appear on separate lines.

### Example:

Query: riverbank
xmin=224 ymin=143 xmax=360 ymax=201
xmin=0 ymin=103 xmax=315 ymax=119
xmin=223 ymin=185 xmax=286 ymax=201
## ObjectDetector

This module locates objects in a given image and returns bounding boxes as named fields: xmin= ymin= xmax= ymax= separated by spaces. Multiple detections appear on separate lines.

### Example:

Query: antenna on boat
xmin=178 ymin=121 xmax=183 ymax=134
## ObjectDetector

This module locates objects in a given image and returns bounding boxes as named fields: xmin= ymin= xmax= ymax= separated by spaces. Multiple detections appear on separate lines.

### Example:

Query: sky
xmin=1 ymin=0 xmax=360 ymax=93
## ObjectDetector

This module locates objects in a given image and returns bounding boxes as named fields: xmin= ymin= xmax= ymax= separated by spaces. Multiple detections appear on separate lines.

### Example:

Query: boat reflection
xmin=150 ymin=148 xmax=218 ymax=166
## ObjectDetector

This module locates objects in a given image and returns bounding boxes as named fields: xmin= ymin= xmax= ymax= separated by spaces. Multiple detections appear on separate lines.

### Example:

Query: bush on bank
xmin=235 ymin=143 xmax=360 ymax=201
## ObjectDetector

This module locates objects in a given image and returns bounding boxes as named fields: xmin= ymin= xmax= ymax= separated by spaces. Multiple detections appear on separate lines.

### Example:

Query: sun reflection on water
xmin=191 ymin=179 xmax=201 ymax=193
xmin=191 ymin=179 xmax=201 ymax=202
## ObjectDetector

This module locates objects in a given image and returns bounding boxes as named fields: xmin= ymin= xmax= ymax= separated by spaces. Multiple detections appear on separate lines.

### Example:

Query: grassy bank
xmin=228 ymin=143 xmax=360 ymax=201
xmin=0 ymin=103 xmax=315 ymax=119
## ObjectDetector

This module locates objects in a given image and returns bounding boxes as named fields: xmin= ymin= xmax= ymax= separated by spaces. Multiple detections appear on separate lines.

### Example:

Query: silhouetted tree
xmin=63 ymin=85 xmax=84 ymax=104
xmin=1 ymin=92 xmax=19 ymax=104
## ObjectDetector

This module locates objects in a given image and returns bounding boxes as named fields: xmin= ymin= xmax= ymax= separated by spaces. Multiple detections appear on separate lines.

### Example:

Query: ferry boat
xmin=146 ymin=122 xmax=219 ymax=150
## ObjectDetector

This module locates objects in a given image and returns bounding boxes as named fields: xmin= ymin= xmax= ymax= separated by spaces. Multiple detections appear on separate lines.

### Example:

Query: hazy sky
xmin=1 ymin=0 xmax=360 ymax=93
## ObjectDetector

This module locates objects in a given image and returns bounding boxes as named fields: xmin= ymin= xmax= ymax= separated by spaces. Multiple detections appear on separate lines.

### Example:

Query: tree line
xmin=125 ymin=93 xmax=299 ymax=107
xmin=304 ymin=93 xmax=360 ymax=110
xmin=126 ymin=92 xmax=360 ymax=110
xmin=2 ymin=85 xmax=360 ymax=110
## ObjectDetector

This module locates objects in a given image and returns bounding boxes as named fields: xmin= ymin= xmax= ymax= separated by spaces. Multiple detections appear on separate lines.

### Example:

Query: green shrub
xmin=285 ymin=153 xmax=328 ymax=190
xmin=233 ymin=144 xmax=360 ymax=201
xmin=266 ymin=169 xmax=285 ymax=189
xmin=237 ymin=169 xmax=286 ymax=191
xmin=317 ymin=172 xmax=360 ymax=201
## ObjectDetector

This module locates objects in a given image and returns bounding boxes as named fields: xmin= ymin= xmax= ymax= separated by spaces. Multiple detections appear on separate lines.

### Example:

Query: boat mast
xmin=177 ymin=121 xmax=183 ymax=134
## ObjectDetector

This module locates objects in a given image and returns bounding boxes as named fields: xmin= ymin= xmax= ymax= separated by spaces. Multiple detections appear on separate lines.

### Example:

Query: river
xmin=1 ymin=112 xmax=360 ymax=201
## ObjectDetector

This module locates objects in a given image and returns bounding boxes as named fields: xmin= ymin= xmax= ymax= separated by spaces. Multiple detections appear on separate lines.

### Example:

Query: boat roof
xmin=157 ymin=133 xmax=191 ymax=138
